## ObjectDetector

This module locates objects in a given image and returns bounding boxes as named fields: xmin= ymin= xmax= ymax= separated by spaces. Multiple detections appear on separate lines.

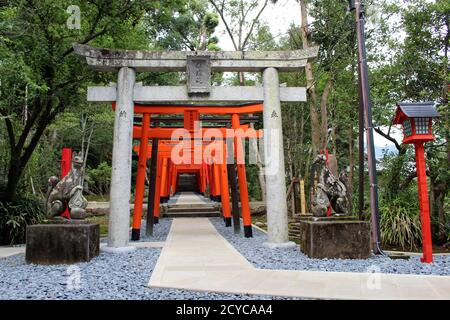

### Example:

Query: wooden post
xmin=153 ymin=155 xmax=163 ymax=224
xmin=300 ymin=179 xmax=306 ymax=214
xmin=232 ymin=114 xmax=252 ymax=237
xmin=226 ymin=137 xmax=241 ymax=233
xmin=201 ymin=162 xmax=207 ymax=194
xmin=146 ymin=138 xmax=159 ymax=236
xmin=219 ymin=141 xmax=232 ymax=226
xmin=131 ymin=113 xmax=150 ymax=240
xmin=212 ymin=162 xmax=221 ymax=202
xmin=159 ymin=157 xmax=168 ymax=203
xmin=171 ymin=165 xmax=177 ymax=195
xmin=166 ymin=160 xmax=172 ymax=199
xmin=415 ymin=142 xmax=433 ymax=263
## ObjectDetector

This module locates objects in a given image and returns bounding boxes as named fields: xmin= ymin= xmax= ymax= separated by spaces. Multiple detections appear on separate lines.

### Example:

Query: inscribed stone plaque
xmin=187 ymin=55 xmax=211 ymax=95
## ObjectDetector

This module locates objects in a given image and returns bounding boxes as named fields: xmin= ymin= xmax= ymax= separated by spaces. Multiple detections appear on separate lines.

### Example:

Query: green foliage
xmin=379 ymin=192 xmax=422 ymax=251
xmin=87 ymin=162 xmax=112 ymax=195
xmin=147 ymin=0 xmax=219 ymax=51
xmin=246 ymin=165 xmax=262 ymax=201
xmin=0 ymin=196 xmax=45 ymax=245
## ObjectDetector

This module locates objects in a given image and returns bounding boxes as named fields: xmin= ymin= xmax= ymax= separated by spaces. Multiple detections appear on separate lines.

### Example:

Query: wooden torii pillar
xmin=74 ymin=43 xmax=317 ymax=251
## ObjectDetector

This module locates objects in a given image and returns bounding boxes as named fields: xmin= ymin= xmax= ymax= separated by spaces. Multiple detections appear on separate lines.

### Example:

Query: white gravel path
xmin=209 ymin=218 xmax=450 ymax=276
xmin=0 ymin=218 xmax=296 ymax=300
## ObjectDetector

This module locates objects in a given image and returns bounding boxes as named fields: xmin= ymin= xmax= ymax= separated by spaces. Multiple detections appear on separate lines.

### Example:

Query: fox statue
xmin=45 ymin=152 xmax=88 ymax=219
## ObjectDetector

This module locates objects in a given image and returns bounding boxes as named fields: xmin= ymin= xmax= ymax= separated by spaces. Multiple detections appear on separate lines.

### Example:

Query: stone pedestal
xmin=298 ymin=217 xmax=371 ymax=259
xmin=26 ymin=224 xmax=100 ymax=264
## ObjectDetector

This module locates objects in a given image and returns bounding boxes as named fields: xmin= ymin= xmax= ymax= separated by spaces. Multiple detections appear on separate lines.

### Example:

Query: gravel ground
xmin=210 ymin=218 xmax=450 ymax=276
xmin=136 ymin=218 xmax=173 ymax=242
xmin=0 ymin=218 xmax=296 ymax=300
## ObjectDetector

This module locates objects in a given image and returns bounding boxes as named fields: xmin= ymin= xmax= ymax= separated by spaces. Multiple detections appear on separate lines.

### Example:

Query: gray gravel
xmin=210 ymin=218 xmax=450 ymax=276
xmin=136 ymin=218 xmax=173 ymax=242
xmin=0 ymin=218 xmax=296 ymax=300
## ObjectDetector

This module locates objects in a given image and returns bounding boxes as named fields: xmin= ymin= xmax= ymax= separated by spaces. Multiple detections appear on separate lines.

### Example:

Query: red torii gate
xmin=127 ymin=102 xmax=263 ymax=240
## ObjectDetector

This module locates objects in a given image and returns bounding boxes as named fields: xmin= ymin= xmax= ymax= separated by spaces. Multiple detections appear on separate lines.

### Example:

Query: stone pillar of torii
xmin=73 ymin=44 xmax=318 ymax=253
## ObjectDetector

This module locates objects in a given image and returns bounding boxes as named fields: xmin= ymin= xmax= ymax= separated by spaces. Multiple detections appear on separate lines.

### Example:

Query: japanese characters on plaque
xmin=187 ymin=55 xmax=211 ymax=95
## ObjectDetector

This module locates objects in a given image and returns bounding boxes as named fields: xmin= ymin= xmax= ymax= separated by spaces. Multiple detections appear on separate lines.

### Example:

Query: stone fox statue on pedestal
xmin=45 ymin=152 xmax=88 ymax=219
xmin=310 ymin=154 xmax=349 ymax=217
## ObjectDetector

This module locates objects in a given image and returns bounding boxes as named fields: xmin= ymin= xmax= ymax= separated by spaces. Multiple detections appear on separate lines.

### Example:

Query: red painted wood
xmin=132 ymin=114 xmax=150 ymax=230
xmin=61 ymin=148 xmax=72 ymax=219
xmin=414 ymin=142 xmax=433 ymax=263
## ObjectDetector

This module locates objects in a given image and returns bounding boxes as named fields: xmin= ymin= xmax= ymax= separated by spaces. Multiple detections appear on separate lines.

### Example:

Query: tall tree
xmin=148 ymin=0 xmax=220 ymax=51
xmin=297 ymin=0 xmax=355 ymax=155
xmin=209 ymin=0 xmax=273 ymax=201
xmin=370 ymin=0 xmax=449 ymax=242
xmin=0 ymin=0 xmax=183 ymax=202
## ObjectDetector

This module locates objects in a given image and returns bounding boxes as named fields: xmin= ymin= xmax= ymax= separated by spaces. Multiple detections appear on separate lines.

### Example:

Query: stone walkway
xmin=168 ymin=192 xmax=214 ymax=205
xmin=148 ymin=218 xmax=450 ymax=300
xmin=0 ymin=246 xmax=25 ymax=258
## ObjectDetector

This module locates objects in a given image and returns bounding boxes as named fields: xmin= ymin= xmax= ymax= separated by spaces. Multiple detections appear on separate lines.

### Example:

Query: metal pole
xmin=358 ymin=63 xmax=365 ymax=221
xmin=351 ymin=0 xmax=382 ymax=254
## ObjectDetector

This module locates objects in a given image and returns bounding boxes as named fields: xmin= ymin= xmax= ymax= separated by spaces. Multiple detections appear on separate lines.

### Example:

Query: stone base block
xmin=26 ymin=224 xmax=100 ymax=264
xmin=298 ymin=218 xmax=371 ymax=259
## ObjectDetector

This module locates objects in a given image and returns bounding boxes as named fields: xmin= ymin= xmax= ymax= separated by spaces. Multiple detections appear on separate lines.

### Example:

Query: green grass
xmin=86 ymin=214 xmax=135 ymax=238
xmin=85 ymin=194 xmax=110 ymax=202
xmin=252 ymin=214 xmax=267 ymax=231
xmin=86 ymin=215 xmax=109 ymax=237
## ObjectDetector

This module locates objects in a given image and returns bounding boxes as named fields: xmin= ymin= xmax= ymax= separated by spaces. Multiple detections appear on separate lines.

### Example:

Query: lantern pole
xmin=349 ymin=0 xmax=382 ymax=254
xmin=414 ymin=141 xmax=433 ymax=263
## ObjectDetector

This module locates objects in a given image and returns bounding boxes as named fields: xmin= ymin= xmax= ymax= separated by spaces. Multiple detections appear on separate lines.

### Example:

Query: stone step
xmin=167 ymin=207 xmax=218 ymax=213
xmin=167 ymin=203 xmax=218 ymax=209
xmin=164 ymin=211 xmax=220 ymax=218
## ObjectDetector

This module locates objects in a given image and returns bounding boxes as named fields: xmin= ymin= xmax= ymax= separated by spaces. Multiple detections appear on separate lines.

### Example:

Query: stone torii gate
xmin=74 ymin=43 xmax=318 ymax=253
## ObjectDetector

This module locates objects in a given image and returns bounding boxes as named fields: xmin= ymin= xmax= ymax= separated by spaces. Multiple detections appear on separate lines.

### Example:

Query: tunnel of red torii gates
xmin=123 ymin=102 xmax=264 ymax=240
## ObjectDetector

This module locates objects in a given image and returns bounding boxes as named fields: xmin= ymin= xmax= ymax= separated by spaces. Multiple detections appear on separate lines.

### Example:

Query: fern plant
xmin=379 ymin=194 xmax=422 ymax=251
xmin=0 ymin=197 xmax=45 ymax=245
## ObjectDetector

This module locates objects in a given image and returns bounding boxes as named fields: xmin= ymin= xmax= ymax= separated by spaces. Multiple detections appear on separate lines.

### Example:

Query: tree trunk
xmin=3 ymin=152 xmax=23 ymax=202
xmin=320 ymin=78 xmax=333 ymax=150
xmin=298 ymin=103 xmax=305 ymax=177
xmin=348 ymin=120 xmax=354 ymax=215
xmin=2 ymin=98 xmax=58 ymax=202
xmin=299 ymin=0 xmax=321 ymax=155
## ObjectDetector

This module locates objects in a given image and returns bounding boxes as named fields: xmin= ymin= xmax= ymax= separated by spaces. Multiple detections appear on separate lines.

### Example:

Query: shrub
xmin=379 ymin=193 xmax=422 ymax=251
xmin=0 ymin=196 xmax=45 ymax=245
xmin=87 ymin=162 xmax=112 ymax=195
